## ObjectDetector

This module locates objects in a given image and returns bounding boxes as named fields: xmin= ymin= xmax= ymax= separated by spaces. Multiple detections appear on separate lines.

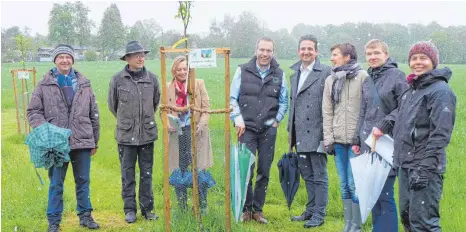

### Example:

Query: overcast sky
xmin=2 ymin=0 xmax=466 ymax=36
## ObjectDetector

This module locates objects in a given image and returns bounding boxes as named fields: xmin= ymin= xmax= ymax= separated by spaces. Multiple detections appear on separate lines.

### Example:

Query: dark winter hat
xmin=52 ymin=44 xmax=75 ymax=64
xmin=120 ymin=40 xmax=150 ymax=60
xmin=408 ymin=41 xmax=439 ymax=68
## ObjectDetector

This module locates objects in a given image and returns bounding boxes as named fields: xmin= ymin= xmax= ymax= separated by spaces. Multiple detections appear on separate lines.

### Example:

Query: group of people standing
xmin=27 ymin=33 xmax=455 ymax=232
xmin=231 ymin=35 xmax=456 ymax=232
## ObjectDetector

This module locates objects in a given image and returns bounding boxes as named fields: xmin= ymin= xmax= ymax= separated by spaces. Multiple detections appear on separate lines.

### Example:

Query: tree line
xmin=2 ymin=1 xmax=466 ymax=64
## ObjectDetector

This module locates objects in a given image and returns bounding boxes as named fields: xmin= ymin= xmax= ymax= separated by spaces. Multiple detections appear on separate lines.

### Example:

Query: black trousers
xmin=242 ymin=126 xmax=277 ymax=213
xmin=399 ymin=168 xmax=444 ymax=232
xmin=118 ymin=143 xmax=154 ymax=214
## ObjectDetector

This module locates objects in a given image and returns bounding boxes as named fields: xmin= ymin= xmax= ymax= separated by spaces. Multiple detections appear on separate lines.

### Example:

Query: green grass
xmin=2 ymin=59 xmax=466 ymax=232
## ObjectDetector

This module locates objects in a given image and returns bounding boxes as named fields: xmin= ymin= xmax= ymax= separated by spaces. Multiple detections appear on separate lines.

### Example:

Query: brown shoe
xmin=241 ymin=212 xmax=252 ymax=222
xmin=252 ymin=212 xmax=268 ymax=224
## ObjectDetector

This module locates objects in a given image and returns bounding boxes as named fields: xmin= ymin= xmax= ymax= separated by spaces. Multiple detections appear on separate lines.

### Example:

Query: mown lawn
xmin=2 ymin=59 xmax=465 ymax=231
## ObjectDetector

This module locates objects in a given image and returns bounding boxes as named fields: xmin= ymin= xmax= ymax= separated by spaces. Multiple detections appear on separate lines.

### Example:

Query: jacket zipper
xmin=134 ymin=79 xmax=144 ymax=145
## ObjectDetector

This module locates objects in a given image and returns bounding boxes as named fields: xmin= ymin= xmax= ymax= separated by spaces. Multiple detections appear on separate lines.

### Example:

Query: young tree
xmin=175 ymin=1 xmax=193 ymax=49
xmin=14 ymin=33 xmax=32 ymax=68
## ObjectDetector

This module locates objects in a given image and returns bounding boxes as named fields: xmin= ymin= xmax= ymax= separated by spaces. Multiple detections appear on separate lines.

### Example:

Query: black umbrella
xmin=277 ymin=152 xmax=300 ymax=210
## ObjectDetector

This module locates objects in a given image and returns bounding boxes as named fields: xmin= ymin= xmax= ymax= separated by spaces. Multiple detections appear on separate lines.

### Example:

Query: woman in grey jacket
xmin=352 ymin=39 xmax=409 ymax=232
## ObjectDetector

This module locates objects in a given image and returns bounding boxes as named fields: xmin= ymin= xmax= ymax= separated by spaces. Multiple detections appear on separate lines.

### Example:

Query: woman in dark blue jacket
xmin=372 ymin=41 xmax=456 ymax=231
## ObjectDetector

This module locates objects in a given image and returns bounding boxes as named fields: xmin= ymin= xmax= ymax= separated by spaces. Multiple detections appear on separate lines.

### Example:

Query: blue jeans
xmin=334 ymin=144 xmax=358 ymax=203
xmin=372 ymin=175 xmax=398 ymax=232
xmin=47 ymin=149 xmax=93 ymax=225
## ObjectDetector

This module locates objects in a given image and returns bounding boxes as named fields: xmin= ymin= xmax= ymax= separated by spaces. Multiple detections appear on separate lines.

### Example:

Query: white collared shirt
xmin=297 ymin=60 xmax=315 ymax=92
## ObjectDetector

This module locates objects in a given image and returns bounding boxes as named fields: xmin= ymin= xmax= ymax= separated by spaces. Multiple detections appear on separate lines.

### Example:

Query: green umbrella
xmin=25 ymin=123 xmax=72 ymax=184
xmin=230 ymin=142 xmax=255 ymax=223
xmin=25 ymin=123 xmax=72 ymax=169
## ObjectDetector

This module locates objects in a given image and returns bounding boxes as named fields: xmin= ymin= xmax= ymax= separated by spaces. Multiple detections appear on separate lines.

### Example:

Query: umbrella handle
xmin=371 ymin=136 xmax=377 ymax=153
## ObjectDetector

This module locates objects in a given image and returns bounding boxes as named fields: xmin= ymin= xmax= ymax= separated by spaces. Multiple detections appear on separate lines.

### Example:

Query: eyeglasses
xmin=131 ymin=53 xmax=145 ymax=59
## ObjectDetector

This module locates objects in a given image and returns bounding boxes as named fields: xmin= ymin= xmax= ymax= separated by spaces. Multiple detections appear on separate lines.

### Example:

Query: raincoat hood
xmin=412 ymin=67 xmax=452 ymax=89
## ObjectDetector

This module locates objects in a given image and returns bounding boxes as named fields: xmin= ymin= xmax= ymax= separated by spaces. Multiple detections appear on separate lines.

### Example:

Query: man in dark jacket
xmin=230 ymin=37 xmax=288 ymax=224
xmin=27 ymin=44 xmax=100 ymax=232
xmin=372 ymin=41 xmax=456 ymax=231
xmin=352 ymin=39 xmax=409 ymax=232
xmin=108 ymin=41 xmax=161 ymax=223
xmin=288 ymin=34 xmax=331 ymax=228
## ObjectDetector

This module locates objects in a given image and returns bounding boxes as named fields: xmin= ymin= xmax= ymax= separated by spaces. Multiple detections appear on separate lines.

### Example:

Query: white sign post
xmin=18 ymin=71 xmax=30 ymax=80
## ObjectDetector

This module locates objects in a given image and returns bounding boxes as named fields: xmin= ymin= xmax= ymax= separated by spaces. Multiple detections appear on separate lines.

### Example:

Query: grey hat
xmin=52 ymin=44 xmax=75 ymax=64
xmin=120 ymin=40 xmax=150 ymax=60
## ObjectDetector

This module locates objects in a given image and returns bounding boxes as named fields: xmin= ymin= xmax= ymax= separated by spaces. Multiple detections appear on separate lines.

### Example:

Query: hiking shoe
xmin=142 ymin=211 xmax=159 ymax=220
xmin=125 ymin=211 xmax=137 ymax=223
xmin=79 ymin=212 xmax=99 ymax=229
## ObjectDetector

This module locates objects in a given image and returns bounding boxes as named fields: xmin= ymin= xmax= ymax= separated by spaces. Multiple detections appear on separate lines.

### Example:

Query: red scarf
xmin=175 ymin=80 xmax=187 ymax=107
xmin=407 ymin=73 xmax=417 ymax=86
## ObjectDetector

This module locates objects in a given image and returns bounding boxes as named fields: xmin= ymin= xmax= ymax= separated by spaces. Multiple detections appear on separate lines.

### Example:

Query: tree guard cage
xmin=10 ymin=68 xmax=37 ymax=135
xmin=159 ymin=47 xmax=232 ymax=231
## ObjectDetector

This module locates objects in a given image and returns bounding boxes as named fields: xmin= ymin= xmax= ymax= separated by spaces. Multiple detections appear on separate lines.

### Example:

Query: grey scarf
xmin=331 ymin=60 xmax=363 ymax=105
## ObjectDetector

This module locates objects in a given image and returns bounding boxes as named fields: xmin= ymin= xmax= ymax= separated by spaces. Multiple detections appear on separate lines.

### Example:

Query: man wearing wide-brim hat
xmin=108 ymin=40 xmax=161 ymax=223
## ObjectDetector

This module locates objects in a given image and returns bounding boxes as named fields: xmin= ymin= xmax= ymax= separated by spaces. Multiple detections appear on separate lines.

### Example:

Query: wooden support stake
xmin=224 ymin=50 xmax=232 ymax=232
xmin=11 ymin=71 xmax=21 ymax=134
xmin=160 ymin=47 xmax=171 ymax=232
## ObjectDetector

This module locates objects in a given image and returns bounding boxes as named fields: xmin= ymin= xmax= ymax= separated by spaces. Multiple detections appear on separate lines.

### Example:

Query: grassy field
xmin=2 ymin=59 xmax=466 ymax=232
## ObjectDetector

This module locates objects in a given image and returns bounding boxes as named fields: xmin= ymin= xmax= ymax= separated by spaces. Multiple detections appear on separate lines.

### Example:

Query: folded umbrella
xmin=230 ymin=142 xmax=255 ymax=223
xmin=277 ymin=152 xmax=300 ymax=210
xmin=25 ymin=123 xmax=72 ymax=169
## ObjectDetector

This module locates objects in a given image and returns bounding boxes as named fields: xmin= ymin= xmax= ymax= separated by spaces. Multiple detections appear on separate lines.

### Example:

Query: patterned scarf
xmin=53 ymin=67 xmax=76 ymax=109
xmin=175 ymin=80 xmax=188 ymax=107
xmin=330 ymin=60 xmax=363 ymax=105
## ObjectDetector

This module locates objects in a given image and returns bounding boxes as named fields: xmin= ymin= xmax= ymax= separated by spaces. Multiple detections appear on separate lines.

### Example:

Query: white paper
xmin=317 ymin=141 xmax=325 ymax=153
xmin=364 ymin=129 xmax=394 ymax=166
xmin=188 ymin=48 xmax=217 ymax=68
xmin=168 ymin=114 xmax=183 ymax=136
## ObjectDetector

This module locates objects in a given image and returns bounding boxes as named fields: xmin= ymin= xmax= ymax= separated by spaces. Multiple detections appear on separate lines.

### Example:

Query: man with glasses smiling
xmin=230 ymin=37 xmax=288 ymax=224
xmin=108 ymin=40 xmax=161 ymax=223
xmin=27 ymin=44 xmax=100 ymax=232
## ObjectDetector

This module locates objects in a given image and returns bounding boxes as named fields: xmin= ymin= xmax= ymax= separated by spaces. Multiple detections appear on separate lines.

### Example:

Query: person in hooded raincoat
xmin=374 ymin=41 xmax=456 ymax=232
xmin=351 ymin=39 xmax=409 ymax=232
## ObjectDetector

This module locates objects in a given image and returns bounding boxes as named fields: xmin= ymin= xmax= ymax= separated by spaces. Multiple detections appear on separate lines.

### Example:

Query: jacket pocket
xmin=78 ymin=116 xmax=93 ymax=139
xmin=118 ymin=87 xmax=131 ymax=102
xmin=142 ymin=116 xmax=157 ymax=142
xmin=117 ymin=118 xmax=134 ymax=143
xmin=46 ymin=116 xmax=58 ymax=124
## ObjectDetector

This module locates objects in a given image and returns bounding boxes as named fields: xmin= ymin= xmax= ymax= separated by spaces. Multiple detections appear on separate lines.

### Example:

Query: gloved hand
xmin=409 ymin=169 xmax=433 ymax=191
xmin=325 ymin=144 xmax=335 ymax=155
